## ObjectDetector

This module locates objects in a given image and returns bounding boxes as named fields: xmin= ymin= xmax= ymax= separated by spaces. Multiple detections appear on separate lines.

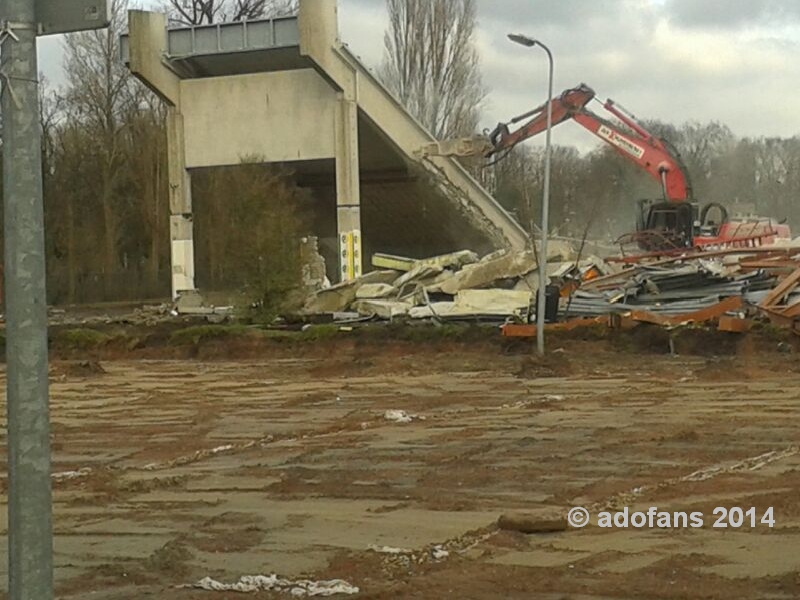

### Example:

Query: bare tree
xmin=62 ymin=0 xmax=135 ymax=283
xmin=380 ymin=0 xmax=487 ymax=140
xmin=163 ymin=0 xmax=296 ymax=26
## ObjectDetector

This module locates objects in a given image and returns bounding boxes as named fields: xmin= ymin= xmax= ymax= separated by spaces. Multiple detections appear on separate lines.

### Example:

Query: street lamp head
xmin=508 ymin=33 xmax=537 ymax=47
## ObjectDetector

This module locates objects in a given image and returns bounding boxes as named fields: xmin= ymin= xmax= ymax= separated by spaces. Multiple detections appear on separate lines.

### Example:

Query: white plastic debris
xmin=187 ymin=575 xmax=359 ymax=596
xmin=368 ymin=545 xmax=412 ymax=554
xmin=384 ymin=410 xmax=413 ymax=423
xmin=210 ymin=444 xmax=234 ymax=454
xmin=431 ymin=545 xmax=449 ymax=560
xmin=544 ymin=395 xmax=565 ymax=402
xmin=383 ymin=409 xmax=424 ymax=423
xmin=52 ymin=467 xmax=92 ymax=482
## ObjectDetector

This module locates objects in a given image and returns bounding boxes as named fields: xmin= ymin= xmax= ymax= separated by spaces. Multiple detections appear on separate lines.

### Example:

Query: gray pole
xmin=535 ymin=42 xmax=554 ymax=356
xmin=1 ymin=0 xmax=55 ymax=596
xmin=509 ymin=34 xmax=554 ymax=355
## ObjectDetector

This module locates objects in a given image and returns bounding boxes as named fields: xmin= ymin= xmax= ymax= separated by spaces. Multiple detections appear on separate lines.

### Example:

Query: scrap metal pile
xmin=300 ymin=243 xmax=800 ymax=334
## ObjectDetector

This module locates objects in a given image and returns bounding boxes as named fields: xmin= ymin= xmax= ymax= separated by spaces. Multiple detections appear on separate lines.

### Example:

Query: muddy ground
xmin=1 ymin=324 xmax=799 ymax=599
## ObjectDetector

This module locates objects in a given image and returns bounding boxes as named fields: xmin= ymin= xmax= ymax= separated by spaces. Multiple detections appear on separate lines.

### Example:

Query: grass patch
xmin=296 ymin=324 xmax=341 ymax=342
xmin=169 ymin=324 xmax=251 ymax=346
xmin=57 ymin=328 xmax=112 ymax=350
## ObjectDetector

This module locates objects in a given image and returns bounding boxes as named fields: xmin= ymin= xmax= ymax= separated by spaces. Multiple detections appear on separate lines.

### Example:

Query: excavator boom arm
xmin=488 ymin=84 xmax=595 ymax=154
xmin=488 ymin=83 xmax=692 ymax=202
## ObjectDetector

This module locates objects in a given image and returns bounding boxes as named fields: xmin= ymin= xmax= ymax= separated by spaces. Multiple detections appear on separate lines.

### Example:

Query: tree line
xmin=1 ymin=0 xmax=797 ymax=307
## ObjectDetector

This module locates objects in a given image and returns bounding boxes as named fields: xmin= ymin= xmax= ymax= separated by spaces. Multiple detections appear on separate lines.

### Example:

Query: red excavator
xmin=486 ymin=83 xmax=791 ymax=253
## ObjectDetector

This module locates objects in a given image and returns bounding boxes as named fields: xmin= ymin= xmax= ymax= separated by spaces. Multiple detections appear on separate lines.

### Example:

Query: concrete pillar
xmin=335 ymin=93 xmax=362 ymax=281
xmin=300 ymin=0 xmax=361 ymax=281
xmin=166 ymin=108 xmax=196 ymax=298
xmin=298 ymin=0 xmax=339 ymax=61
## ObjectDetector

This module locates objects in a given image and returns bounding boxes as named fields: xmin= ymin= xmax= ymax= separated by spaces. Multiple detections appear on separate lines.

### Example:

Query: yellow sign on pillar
xmin=340 ymin=230 xmax=362 ymax=282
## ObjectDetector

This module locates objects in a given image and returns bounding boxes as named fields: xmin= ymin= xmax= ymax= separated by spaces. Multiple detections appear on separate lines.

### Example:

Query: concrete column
xmin=335 ymin=93 xmax=362 ymax=281
xmin=298 ymin=0 xmax=339 ymax=61
xmin=166 ymin=107 xmax=196 ymax=298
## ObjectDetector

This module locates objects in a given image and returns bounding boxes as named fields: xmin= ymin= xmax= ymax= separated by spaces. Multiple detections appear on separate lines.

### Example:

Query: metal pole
xmin=1 ymin=0 xmax=55 ymax=595
xmin=535 ymin=43 xmax=554 ymax=356
xmin=508 ymin=34 xmax=554 ymax=355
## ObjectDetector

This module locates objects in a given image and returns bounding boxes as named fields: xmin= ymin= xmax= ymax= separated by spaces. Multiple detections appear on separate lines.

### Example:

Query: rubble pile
xmin=300 ymin=242 xmax=585 ymax=322
xmin=301 ymin=242 xmax=800 ymax=335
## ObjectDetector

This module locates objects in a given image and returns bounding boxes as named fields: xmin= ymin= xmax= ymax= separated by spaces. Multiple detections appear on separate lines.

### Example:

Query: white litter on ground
xmin=52 ymin=467 xmax=93 ymax=482
xmin=383 ymin=409 xmax=424 ymax=423
xmin=368 ymin=544 xmax=412 ymax=554
xmin=502 ymin=395 xmax=565 ymax=410
xmin=682 ymin=446 xmax=800 ymax=482
xmin=186 ymin=575 xmax=359 ymax=596
xmin=211 ymin=444 xmax=235 ymax=453
xmin=544 ymin=395 xmax=565 ymax=402
xmin=431 ymin=545 xmax=449 ymax=560
xmin=595 ymin=445 xmax=800 ymax=511
xmin=142 ymin=442 xmax=248 ymax=471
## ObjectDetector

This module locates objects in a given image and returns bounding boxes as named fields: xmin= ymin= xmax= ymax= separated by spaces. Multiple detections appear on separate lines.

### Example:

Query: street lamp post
xmin=508 ymin=33 xmax=553 ymax=356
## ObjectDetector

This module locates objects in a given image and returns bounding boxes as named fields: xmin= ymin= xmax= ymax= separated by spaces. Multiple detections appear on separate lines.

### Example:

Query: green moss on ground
xmin=57 ymin=328 xmax=112 ymax=350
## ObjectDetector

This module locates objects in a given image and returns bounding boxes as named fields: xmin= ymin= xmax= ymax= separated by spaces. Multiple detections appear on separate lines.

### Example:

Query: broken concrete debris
xmin=174 ymin=289 xmax=234 ymax=320
xmin=301 ymin=270 xmax=400 ymax=314
xmin=384 ymin=409 xmax=424 ymax=423
xmin=373 ymin=249 xmax=479 ymax=273
xmin=351 ymin=299 xmax=413 ymax=320
xmin=409 ymin=289 xmax=532 ymax=320
xmin=300 ymin=236 xmax=331 ymax=292
xmin=301 ymin=243 xmax=800 ymax=335
xmin=302 ymin=246 xmax=579 ymax=321
xmin=355 ymin=283 xmax=397 ymax=300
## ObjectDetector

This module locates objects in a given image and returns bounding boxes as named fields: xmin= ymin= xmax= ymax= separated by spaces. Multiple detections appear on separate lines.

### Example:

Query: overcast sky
xmin=38 ymin=0 xmax=800 ymax=152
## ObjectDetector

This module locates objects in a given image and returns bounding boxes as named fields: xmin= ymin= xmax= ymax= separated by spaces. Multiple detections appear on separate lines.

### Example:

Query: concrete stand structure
xmin=123 ymin=0 xmax=526 ymax=298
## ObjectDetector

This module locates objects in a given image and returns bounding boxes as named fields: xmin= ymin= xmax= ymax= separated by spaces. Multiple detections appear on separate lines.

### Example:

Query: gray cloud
xmin=664 ymin=0 xmax=800 ymax=30
xmin=476 ymin=0 xmax=640 ymax=31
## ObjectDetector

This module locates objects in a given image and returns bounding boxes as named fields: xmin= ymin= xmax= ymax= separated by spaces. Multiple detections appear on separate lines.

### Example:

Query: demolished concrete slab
xmin=409 ymin=289 xmax=532 ymax=320
xmin=301 ymin=270 xmax=400 ymax=314
xmin=352 ymin=299 xmax=413 ymax=319
xmin=355 ymin=283 xmax=398 ymax=300
xmin=432 ymin=242 xmax=576 ymax=296
xmin=393 ymin=264 xmax=445 ymax=289
xmin=436 ymin=250 xmax=537 ymax=295
xmin=373 ymin=250 xmax=479 ymax=273
xmin=174 ymin=289 xmax=234 ymax=319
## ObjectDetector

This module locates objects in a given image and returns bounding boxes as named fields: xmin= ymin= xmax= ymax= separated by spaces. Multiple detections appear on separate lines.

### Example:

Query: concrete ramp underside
xmin=123 ymin=1 xmax=526 ymax=295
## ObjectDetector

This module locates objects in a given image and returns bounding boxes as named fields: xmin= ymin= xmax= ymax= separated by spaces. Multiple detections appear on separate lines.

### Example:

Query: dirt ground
xmin=1 ymin=329 xmax=800 ymax=599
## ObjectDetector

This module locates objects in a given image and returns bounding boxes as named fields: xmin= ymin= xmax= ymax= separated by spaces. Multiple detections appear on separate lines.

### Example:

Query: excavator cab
xmin=634 ymin=200 xmax=697 ymax=250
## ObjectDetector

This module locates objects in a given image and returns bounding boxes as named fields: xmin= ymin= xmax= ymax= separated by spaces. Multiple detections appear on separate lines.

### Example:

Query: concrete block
xmin=352 ymin=299 xmax=412 ymax=319
xmin=301 ymin=270 xmax=401 ymax=314
xmin=355 ymin=284 xmax=397 ymax=300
